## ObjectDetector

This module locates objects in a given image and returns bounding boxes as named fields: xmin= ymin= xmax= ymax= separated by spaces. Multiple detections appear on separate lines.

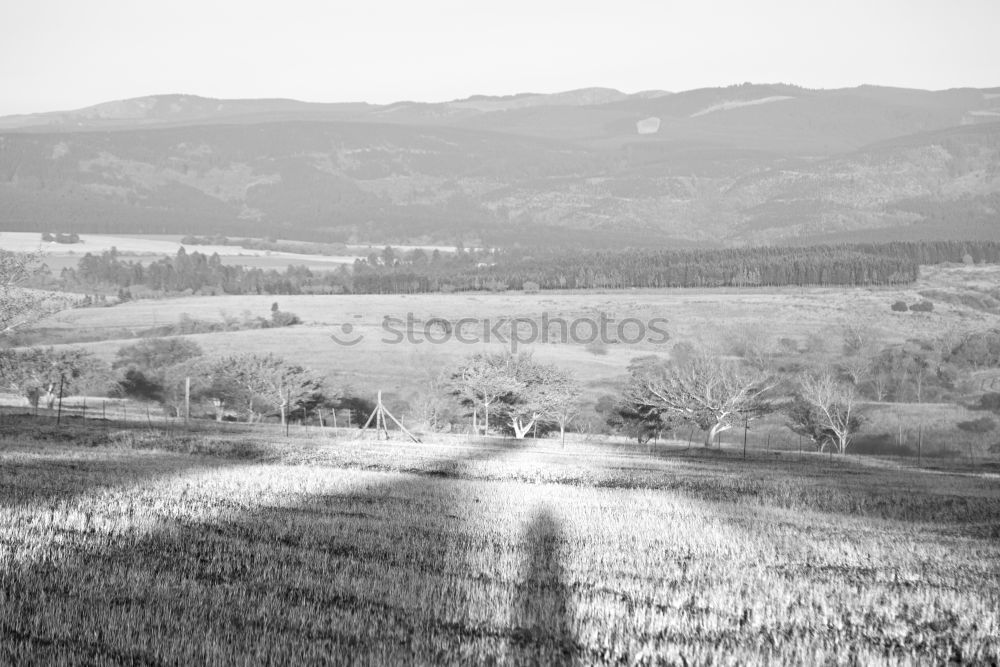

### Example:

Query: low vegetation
xmin=1 ymin=425 xmax=998 ymax=664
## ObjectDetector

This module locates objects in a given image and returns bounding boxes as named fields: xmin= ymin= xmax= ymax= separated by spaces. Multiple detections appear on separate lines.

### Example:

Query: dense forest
xmin=54 ymin=240 xmax=1000 ymax=296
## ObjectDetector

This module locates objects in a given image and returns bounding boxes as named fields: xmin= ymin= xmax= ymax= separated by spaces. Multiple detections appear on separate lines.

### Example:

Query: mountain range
xmin=1 ymin=83 xmax=998 ymax=247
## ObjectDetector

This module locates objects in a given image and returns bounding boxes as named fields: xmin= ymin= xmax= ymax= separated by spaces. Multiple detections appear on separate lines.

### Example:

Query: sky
xmin=2 ymin=0 xmax=999 ymax=116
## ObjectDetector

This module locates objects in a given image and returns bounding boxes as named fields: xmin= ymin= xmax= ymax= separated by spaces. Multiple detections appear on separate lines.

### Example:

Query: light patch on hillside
xmin=78 ymin=152 xmax=280 ymax=203
xmin=691 ymin=96 xmax=795 ymax=118
xmin=636 ymin=117 xmax=661 ymax=134
xmin=50 ymin=142 xmax=70 ymax=160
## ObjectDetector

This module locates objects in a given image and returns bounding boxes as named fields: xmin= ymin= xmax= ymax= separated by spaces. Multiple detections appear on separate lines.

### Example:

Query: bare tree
xmin=837 ymin=323 xmax=884 ymax=392
xmin=626 ymin=349 xmax=774 ymax=446
xmin=217 ymin=353 xmax=324 ymax=425
xmin=0 ymin=250 xmax=45 ymax=335
xmin=794 ymin=371 xmax=862 ymax=454
xmin=452 ymin=352 xmax=582 ymax=440
xmin=725 ymin=322 xmax=776 ymax=370
xmin=539 ymin=369 xmax=583 ymax=448
xmin=407 ymin=350 xmax=457 ymax=431
xmin=452 ymin=352 xmax=522 ymax=435
xmin=5 ymin=347 xmax=107 ymax=408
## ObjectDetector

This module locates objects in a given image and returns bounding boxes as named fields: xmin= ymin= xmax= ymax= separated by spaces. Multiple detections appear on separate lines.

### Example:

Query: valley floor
xmin=1 ymin=425 xmax=999 ymax=664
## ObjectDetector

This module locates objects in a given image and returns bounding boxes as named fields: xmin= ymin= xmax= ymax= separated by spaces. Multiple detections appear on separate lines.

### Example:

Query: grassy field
xmin=14 ymin=264 xmax=999 ymax=461
xmin=1 ymin=419 xmax=998 ymax=664
xmin=32 ymin=265 xmax=1000 ymax=396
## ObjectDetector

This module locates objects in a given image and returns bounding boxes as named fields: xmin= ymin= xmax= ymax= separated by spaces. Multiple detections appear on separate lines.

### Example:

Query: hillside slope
xmin=1 ymin=84 xmax=998 ymax=246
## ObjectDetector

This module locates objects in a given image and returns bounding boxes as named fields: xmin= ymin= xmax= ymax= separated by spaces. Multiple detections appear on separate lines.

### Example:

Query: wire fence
xmin=1 ymin=400 xmax=997 ymax=473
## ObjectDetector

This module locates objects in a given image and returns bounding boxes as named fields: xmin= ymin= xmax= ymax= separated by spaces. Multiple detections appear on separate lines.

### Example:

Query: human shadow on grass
xmin=509 ymin=508 xmax=578 ymax=663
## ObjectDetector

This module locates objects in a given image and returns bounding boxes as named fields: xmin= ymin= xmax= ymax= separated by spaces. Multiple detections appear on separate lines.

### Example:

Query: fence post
xmin=917 ymin=424 xmax=922 ymax=466
xmin=56 ymin=375 xmax=65 ymax=426
xmin=742 ymin=417 xmax=748 ymax=459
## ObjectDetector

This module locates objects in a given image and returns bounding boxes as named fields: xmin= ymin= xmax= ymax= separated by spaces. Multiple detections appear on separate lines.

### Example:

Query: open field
xmin=0 ymin=232 xmax=359 ymax=272
xmin=1 ymin=421 xmax=999 ymax=664
xmin=0 ymin=233 xmax=465 ymax=274
xmin=27 ymin=265 xmax=1000 ymax=401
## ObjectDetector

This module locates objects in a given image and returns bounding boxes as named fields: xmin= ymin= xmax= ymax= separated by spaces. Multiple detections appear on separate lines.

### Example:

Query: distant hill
xmin=1 ymin=84 xmax=998 ymax=247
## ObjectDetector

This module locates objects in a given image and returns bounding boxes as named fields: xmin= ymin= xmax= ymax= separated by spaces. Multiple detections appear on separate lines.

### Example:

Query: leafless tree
xmin=452 ymin=352 xmax=522 ymax=435
xmin=0 ymin=250 xmax=45 ymax=334
xmin=725 ymin=322 xmax=776 ymax=370
xmin=796 ymin=371 xmax=861 ymax=454
xmin=217 ymin=353 xmax=324 ymax=425
xmin=538 ymin=368 xmax=583 ymax=448
xmin=626 ymin=349 xmax=774 ymax=446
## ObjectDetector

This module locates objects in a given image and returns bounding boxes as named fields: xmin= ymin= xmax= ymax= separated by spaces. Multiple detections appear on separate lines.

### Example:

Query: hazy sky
xmin=2 ymin=0 xmax=998 ymax=115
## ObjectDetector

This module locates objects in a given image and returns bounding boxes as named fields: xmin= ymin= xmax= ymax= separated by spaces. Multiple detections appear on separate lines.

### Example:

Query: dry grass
xmin=30 ymin=265 xmax=1000 ymax=400
xmin=1 ymin=424 xmax=999 ymax=664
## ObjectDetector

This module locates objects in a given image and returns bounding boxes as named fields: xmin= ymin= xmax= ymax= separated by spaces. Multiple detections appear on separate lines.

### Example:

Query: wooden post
xmin=56 ymin=375 xmax=65 ymax=426
xmin=743 ymin=417 xmax=748 ymax=459
xmin=185 ymin=377 xmax=191 ymax=423
xmin=917 ymin=424 xmax=922 ymax=466
xmin=82 ymin=397 xmax=87 ymax=421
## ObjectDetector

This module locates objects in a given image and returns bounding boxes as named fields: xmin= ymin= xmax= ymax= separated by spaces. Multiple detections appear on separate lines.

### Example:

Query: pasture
xmin=1 ymin=421 xmax=998 ymax=664
xmin=33 ymin=265 xmax=1000 ymax=396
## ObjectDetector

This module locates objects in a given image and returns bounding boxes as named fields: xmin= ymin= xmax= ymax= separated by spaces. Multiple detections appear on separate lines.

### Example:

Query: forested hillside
xmin=1 ymin=84 xmax=998 ymax=247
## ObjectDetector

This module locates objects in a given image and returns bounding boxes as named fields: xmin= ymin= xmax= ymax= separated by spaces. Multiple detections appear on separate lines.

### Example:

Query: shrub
xmin=891 ymin=301 xmax=909 ymax=312
xmin=957 ymin=417 xmax=996 ymax=434
xmin=909 ymin=300 xmax=934 ymax=312
xmin=851 ymin=433 xmax=912 ymax=456
xmin=269 ymin=310 xmax=302 ymax=327
xmin=977 ymin=393 xmax=1000 ymax=412
xmin=585 ymin=340 xmax=609 ymax=356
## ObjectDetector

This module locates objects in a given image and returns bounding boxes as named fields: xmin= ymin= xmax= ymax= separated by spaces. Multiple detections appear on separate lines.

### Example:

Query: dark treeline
xmin=57 ymin=240 xmax=1000 ymax=296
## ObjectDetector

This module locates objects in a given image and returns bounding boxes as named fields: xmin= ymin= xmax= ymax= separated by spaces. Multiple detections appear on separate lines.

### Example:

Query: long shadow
xmin=0 ymin=432 xmax=542 ymax=664
xmin=0 ymin=417 xmax=266 ymax=509
xmin=585 ymin=437 xmax=1000 ymax=531
xmin=510 ymin=508 xmax=578 ymax=662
